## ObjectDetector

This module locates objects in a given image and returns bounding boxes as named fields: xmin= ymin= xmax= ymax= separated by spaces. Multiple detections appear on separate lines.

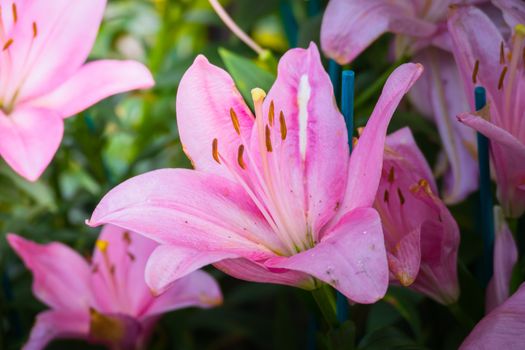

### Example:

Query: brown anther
xmin=92 ymin=264 xmax=99 ymax=273
xmin=109 ymin=265 xmax=116 ymax=275
xmin=268 ymin=101 xmax=275 ymax=126
xmin=3 ymin=38 xmax=13 ymax=51
xmin=397 ymin=188 xmax=405 ymax=205
xmin=265 ymin=125 xmax=273 ymax=152
xmin=11 ymin=3 xmax=17 ymax=23
xmin=384 ymin=190 xmax=390 ymax=203
xmin=32 ymin=22 xmax=38 ymax=38
xmin=472 ymin=60 xmax=479 ymax=84
xmin=498 ymin=66 xmax=508 ymax=90
xmin=123 ymin=231 xmax=132 ymax=245
xmin=500 ymin=41 xmax=505 ymax=64
xmin=127 ymin=252 xmax=136 ymax=261
xmin=387 ymin=167 xmax=395 ymax=183
xmin=279 ymin=111 xmax=287 ymax=140
xmin=212 ymin=138 xmax=220 ymax=164
xmin=229 ymin=108 xmax=240 ymax=135
xmin=237 ymin=144 xmax=246 ymax=169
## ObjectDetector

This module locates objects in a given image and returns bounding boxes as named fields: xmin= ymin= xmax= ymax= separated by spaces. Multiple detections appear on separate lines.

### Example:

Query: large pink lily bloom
xmin=0 ymin=0 xmax=154 ymax=181
xmin=460 ymin=282 xmax=525 ymax=349
xmin=375 ymin=127 xmax=460 ymax=304
xmin=88 ymin=43 xmax=423 ymax=303
xmin=7 ymin=226 xmax=221 ymax=350
xmin=320 ymin=0 xmax=480 ymax=204
xmin=450 ymin=6 xmax=525 ymax=218
xmin=486 ymin=206 xmax=518 ymax=313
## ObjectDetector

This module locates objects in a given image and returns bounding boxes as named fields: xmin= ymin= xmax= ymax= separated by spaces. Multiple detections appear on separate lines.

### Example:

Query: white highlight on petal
xmin=297 ymin=74 xmax=311 ymax=161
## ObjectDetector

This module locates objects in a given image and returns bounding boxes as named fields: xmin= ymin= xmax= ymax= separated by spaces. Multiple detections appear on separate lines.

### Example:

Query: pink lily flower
xmin=375 ymin=127 xmax=460 ymax=304
xmin=320 ymin=0 xmax=480 ymax=204
xmin=450 ymin=5 xmax=525 ymax=218
xmin=460 ymin=282 xmax=525 ymax=349
xmin=7 ymin=226 xmax=221 ymax=350
xmin=486 ymin=206 xmax=518 ymax=313
xmin=88 ymin=43 xmax=423 ymax=303
xmin=0 ymin=0 xmax=154 ymax=181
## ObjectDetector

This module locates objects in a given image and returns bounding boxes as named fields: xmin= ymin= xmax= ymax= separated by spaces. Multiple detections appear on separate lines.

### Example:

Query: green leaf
xmin=218 ymin=47 xmax=276 ymax=109
xmin=0 ymin=165 xmax=57 ymax=211
xmin=359 ymin=327 xmax=425 ymax=350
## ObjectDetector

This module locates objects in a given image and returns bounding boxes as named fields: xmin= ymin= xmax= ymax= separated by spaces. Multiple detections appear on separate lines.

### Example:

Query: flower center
xmin=210 ymin=88 xmax=313 ymax=255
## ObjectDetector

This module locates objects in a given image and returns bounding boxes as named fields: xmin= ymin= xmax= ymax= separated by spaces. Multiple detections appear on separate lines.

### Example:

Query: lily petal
xmin=412 ymin=49 xmax=478 ymax=204
xmin=266 ymin=208 xmax=388 ymax=303
xmin=89 ymin=168 xmax=283 ymax=256
xmin=320 ymin=0 xmax=435 ymax=64
xmin=458 ymin=113 xmax=525 ymax=217
xmin=461 ymin=283 xmax=525 ymax=349
xmin=448 ymin=5 xmax=507 ymax=114
xmin=0 ymin=107 xmax=63 ymax=181
xmin=23 ymin=310 xmax=89 ymax=350
xmin=6 ymin=0 xmax=107 ymax=100
xmin=33 ymin=60 xmax=154 ymax=118
xmin=337 ymin=63 xmax=423 ymax=218
xmin=492 ymin=0 xmax=525 ymax=29
xmin=214 ymin=258 xmax=313 ymax=289
xmin=144 ymin=270 xmax=222 ymax=318
xmin=145 ymin=244 xmax=236 ymax=295
xmin=7 ymin=234 xmax=93 ymax=312
xmin=486 ymin=207 xmax=518 ymax=313
xmin=176 ymin=55 xmax=255 ymax=180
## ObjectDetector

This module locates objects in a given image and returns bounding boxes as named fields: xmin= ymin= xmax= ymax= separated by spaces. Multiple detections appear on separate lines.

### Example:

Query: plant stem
xmin=354 ymin=55 xmax=408 ymax=109
xmin=448 ymin=302 xmax=475 ymax=330
xmin=312 ymin=284 xmax=338 ymax=328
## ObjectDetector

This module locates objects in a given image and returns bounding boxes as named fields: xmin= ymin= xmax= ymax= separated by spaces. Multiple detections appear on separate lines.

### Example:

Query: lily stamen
xmin=237 ymin=144 xmax=246 ymax=169
xmin=500 ymin=41 xmax=505 ymax=64
xmin=230 ymin=108 xmax=241 ymax=135
xmin=472 ymin=59 xmax=479 ymax=83
xmin=3 ymin=38 xmax=13 ymax=51
xmin=265 ymin=125 xmax=273 ymax=152
xmin=11 ymin=3 xmax=17 ymax=23
xmin=268 ymin=101 xmax=275 ymax=126
xmin=498 ymin=66 xmax=508 ymax=90
xmin=279 ymin=111 xmax=287 ymax=140
xmin=212 ymin=138 xmax=220 ymax=164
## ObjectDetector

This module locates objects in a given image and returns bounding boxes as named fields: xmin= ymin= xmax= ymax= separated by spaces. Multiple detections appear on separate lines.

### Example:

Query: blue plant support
xmin=475 ymin=86 xmax=494 ymax=284
xmin=329 ymin=60 xmax=342 ymax=105
xmin=332 ymin=70 xmax=356 ymax=323
xmin=280 ymin=0 xmax=298 ymax=47
xmin=342 ymin=71 xmax=355 ymax=152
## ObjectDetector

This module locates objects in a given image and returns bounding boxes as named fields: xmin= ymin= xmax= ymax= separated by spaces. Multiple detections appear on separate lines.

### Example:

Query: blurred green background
xmin=0 ymin=0 xmax=487 ymax=349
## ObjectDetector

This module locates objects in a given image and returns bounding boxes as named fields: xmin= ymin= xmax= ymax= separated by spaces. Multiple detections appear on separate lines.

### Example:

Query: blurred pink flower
xmin=375 ymin=127 xmax=460 ymax=304
xmin=450 ymin=6 xmax=525 ymax=218
xmin=88 ymin=44 xmax=423 ymax=304
xmin=7 ymin=226 xmax=221 ymax=350
xmin=320 ymin=0 xmax=480 ymax=204
xmin=461 ymin=283 xmax=525 ymax=349
xmin=0 ymin=0 xmax=154 ymax=181
xmin=486 ymin=206 xmax=518 ymax=313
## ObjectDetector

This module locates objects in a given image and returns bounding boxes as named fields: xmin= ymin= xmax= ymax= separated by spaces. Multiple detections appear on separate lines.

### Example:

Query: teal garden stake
xmin=475 ymin=86 xmax=495 ymax=284
xmin=328 ymin=60 xmax=355 ymax=323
